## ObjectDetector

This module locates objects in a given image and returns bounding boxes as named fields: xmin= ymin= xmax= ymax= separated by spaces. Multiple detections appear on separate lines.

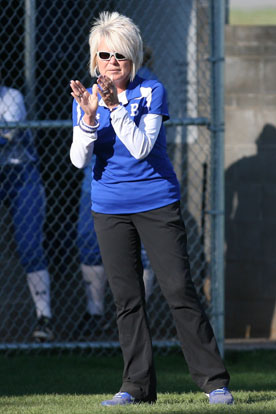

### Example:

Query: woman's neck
xmin=115 ymin=79 xmax=130 ymax=95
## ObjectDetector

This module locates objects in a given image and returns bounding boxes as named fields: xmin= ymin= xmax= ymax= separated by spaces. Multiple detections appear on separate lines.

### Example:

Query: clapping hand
xmin=70 ymin=80 xmax=98 ymax=124
xmin=97 ymin=75 xmax=119 ymax=109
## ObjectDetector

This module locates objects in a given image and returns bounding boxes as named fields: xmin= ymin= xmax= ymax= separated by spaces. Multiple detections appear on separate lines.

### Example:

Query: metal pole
xmin=225 ymin=0 xmax=230 ymax=24
xmin=209 ymin=0 xmax=225 ymax=357
xmin=24 ymin=0 xmax=36 ymax=119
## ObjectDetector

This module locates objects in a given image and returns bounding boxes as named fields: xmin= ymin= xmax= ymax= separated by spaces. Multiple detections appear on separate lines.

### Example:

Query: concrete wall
xmin=225 ymin=26 xmax=276 ymax=339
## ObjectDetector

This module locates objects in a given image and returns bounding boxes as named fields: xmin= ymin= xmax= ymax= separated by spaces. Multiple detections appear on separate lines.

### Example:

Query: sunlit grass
xmin=230 ymin=8 xmax=276 ymax=25
xmin=0 ymin=350 xmax=275 ymax=413
xmin=1 ymin=391 xmax=276 ymax=414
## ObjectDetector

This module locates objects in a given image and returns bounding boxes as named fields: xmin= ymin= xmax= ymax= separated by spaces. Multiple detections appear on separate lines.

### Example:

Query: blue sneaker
xmin=101 ymin=392 xmax=135 ymax=406
xmin=208 ymin=387 xmax=234 ymax=404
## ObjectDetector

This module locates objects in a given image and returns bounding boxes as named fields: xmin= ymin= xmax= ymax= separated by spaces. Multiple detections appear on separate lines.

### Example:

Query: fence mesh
xmin=0 ymin=0 xmax=219 ymax=355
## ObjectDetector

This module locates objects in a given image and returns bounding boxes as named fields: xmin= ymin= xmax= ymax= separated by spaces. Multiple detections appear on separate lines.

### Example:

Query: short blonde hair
xmin=89 ymin=11 xmax=143 ymax=81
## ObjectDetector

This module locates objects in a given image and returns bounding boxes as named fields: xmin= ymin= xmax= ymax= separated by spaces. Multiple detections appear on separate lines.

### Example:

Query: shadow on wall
xmin=225 ymin=123 xmax=276 ymax=339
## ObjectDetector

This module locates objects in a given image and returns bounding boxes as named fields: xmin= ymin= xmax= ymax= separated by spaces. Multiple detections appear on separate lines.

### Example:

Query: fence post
xmin=24 ymin=0 xmax=36 ymax=118
xmin=209 ymin=0 xmax=225 ymax=357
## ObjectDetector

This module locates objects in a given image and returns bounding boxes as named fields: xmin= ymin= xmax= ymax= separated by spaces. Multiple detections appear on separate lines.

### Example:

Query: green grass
xmin=0 ymin=350 xmax=276 ymax=413
xmin=230 ymin=8 xmax=276 ymax=25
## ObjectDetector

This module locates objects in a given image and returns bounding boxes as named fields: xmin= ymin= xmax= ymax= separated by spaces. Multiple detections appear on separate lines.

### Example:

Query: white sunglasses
xmin=96 ymin=51 xmax=127 ymax=61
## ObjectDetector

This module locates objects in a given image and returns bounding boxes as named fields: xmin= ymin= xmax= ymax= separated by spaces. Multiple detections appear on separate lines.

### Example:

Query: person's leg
xmin=77 ymin=188 xmax=106 ymax=317
xmin=143 ymin=267 xmax=154 ymax=302
xmin=93 ymin=211 xmax=156 ymax=402
xmin=133 ymin=202 xmax=230 ymax=394
xmin=81 ymin=263 xmax=106 ymax=315
xmin=11 ymin=165 xmax=51 ymax=315
xmin=9 ymin=164 xmax=53 ymax=341
xmin=75 ymin=263 xmax=106 ymax=338
xmin=141 ymin=244 xmax=154 ymax=301
xmin=26 ymin=269 xmax=51 ymax=319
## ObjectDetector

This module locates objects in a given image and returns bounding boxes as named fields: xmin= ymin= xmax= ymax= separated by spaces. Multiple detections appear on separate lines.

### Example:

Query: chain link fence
xmin=0 ymin=0 xmax=225 ymax=355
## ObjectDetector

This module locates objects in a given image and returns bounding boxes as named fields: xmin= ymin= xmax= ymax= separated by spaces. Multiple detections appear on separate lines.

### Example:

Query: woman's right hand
xmin=70 ymin=80 xmax=99 ymax=125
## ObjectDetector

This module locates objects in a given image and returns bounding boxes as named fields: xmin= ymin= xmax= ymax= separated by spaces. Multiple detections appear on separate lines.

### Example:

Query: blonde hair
xmin=89 ymin=11 xmax=143 ymax=81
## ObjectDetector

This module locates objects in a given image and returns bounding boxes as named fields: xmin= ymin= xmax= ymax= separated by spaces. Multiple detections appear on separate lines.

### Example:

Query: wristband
xmin=79 ymin=118 xmax=99 ymax=133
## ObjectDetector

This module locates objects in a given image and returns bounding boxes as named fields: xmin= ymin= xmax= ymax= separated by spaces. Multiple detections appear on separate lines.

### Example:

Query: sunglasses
xmin=97 ymin=51 xmax=127 ymax=61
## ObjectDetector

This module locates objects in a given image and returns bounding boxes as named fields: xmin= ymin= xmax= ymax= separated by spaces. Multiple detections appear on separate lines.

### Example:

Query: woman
xmin=70 ymin=11 xmax=233 ymax=406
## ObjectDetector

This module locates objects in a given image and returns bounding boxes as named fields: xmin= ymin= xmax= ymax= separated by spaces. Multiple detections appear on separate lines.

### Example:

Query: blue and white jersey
xmin=72 ymin=75 xmax=180 ymax=214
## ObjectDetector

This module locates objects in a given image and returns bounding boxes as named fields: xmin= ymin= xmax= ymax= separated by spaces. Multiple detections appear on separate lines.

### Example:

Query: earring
xmin=95 ymin=66 xmax=100 ymax=78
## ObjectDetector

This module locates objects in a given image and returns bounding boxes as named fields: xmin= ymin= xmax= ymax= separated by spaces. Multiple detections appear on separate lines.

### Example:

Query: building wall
xmin=225 ymin=25 xmax=276 ymax=339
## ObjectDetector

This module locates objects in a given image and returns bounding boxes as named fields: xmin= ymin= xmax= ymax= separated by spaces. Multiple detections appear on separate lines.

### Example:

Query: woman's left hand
xmin=97 ymin=75 xmax=120 ymax=110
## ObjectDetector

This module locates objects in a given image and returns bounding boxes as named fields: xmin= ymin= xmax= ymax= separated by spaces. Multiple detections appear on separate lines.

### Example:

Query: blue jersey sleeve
xmin=142 ymin=79 xmax=169 ymax=121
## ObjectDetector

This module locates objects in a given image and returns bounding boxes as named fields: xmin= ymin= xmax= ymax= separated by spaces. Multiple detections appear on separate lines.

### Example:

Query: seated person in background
xmin=0 ymin=82 xmax=53 ymax=342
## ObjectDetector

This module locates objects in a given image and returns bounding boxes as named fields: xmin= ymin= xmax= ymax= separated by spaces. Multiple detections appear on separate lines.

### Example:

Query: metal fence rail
xmin=0 ymin=0 xmax=225 ymax=355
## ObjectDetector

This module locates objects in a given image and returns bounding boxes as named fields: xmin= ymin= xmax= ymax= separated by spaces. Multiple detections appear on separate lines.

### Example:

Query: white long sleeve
xmin=70 ymin=126 xmax=97 ymax=168
xmin=70 ymin=107 xmax=162 ymax=168
xmin=110 ymin=105 xmax=162 ymax=160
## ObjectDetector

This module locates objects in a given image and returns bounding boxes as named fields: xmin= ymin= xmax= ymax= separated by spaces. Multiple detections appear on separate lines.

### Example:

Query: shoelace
xmin=206 ymin=387 xmax=227 ymax=397
xmin=212 ymin=388 xmax=227 ymax=395
xmin=114 ymin=392 xmax=133 ymax=400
